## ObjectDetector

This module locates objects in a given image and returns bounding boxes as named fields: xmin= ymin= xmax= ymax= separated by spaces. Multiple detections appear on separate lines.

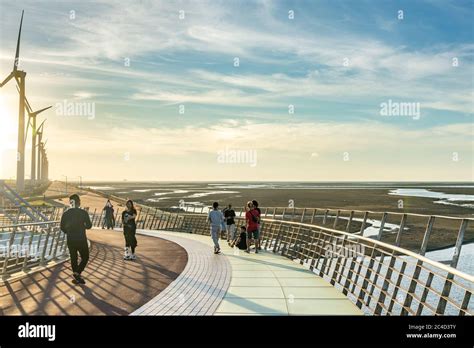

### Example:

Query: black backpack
xmin=250 ymin=210 xmax=260 ymax=223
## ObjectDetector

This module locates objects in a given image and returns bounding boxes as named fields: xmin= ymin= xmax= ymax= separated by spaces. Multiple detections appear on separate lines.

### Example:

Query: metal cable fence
xmin=0 ymin=221 xmax=67 ymax=280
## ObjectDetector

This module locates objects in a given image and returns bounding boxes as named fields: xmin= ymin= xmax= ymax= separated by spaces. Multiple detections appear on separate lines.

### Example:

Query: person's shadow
xmin=78 ymin=285 xmax=129 ymax=315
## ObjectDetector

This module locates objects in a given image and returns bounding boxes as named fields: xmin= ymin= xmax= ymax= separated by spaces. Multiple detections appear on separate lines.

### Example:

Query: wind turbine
xmin=41 ymin=140 xmax=48 ymax=182
xmin=36 ymin=121 xmax=46 ymax=182
xmin=19 ymin=87 xmax=52 ymax=185
xmin=0 ymin=10 xmax=27 ymax=192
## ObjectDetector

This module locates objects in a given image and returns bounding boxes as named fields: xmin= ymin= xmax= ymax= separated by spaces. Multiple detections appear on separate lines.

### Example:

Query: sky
xmin=0 ymin=0 xmax=472 ymax=181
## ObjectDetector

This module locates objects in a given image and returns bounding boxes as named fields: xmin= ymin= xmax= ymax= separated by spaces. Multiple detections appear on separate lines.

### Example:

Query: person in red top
xmin=245 ymin=201 xmax=260 ymax=253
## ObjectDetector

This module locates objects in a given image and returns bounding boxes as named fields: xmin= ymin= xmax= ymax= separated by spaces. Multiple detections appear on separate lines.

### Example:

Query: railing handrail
xmin=0 ymin=221 xmax=60 ymax=229
xmin=251 ymin=206 xmax=474 ymax=221
xmin=257 ymin=217 xmax=474 ymax=282
xmin=5 ymin=213 xmax=469 ymax=281
xmin=1 ymin=181 xmax=50 ymax=222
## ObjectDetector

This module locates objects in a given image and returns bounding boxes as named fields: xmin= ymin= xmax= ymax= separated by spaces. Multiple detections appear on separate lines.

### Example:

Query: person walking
xmin=220 ymin=206 xmax=228 ymax=239
xmin=60 ymin=194 xmax=92 ymax=285
xmin=224 ymin=204 xmax=237 ymax=245
xmin=252 ymin=200 xmax=262 ymax=250
xmin=245 ymin=201 xmax=260 ymax=253
xmin=208 ymin=201 xmax=224 ymax=254
xmin=122 ymin=200 xmax=138 ymax=260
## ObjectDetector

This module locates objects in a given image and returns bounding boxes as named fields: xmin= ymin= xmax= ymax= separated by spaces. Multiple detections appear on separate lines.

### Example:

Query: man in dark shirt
xmin=224 ymin=204 xmax=237 ymax=244
xmin=60 ymin=194 xmax=92 ymax=285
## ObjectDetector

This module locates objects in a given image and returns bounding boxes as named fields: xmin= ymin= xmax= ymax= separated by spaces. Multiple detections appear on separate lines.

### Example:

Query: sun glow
xmin=0 ymin=94 xmax=18 ymax=176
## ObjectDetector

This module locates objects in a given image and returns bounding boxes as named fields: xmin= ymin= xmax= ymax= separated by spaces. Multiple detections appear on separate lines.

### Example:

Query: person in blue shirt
xmin=208 ymin=201 xmax=224 ymax=254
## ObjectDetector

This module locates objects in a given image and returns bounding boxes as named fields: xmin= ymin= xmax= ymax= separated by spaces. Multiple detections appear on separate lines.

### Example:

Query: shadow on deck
xmin=0 ymin=229 xmax=187 ymax=315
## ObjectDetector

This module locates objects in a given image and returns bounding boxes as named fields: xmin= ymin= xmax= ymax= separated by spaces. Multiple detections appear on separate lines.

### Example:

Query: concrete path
xmin=132 ymin=230 xmax=231 ymax=315
xmin=136 ymin=230 xmax=363 ymax=316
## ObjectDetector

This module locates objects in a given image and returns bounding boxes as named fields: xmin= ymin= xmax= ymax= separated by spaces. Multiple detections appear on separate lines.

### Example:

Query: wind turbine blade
xmin=13 ymin=10 xmax=24 ymax=71
xmin=25 ymin=116 xmax=31 ymax=144
xmin=16 ymin=84 xmax=33 ymax=114
xmin=24 ymin=95 xmax=33 ymax=114
xmin=33 ymin=105 xmax=52 ymax=116
xmin=38 ymin=119 xmax=46 ymax=131
xmin=0 ymin=71 xmax=15 ymax=87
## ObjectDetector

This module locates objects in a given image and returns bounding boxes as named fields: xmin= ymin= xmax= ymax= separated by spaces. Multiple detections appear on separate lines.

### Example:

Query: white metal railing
xmin=87 ymin=207 xmax=473 ymax=316
xmin=0 ymin=220 xmax=67 ymax=279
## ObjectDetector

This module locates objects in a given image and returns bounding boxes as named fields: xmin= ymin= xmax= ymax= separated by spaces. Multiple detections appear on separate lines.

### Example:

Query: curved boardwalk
xmin=0 ymin=228 xmax=363 ymax=316
xmin=132 ymin=230 xmax=232 ymax=315
xmin=135 ymin=230 xmax=362 ymax=316
xmin=0 ymin=229 xmax=187 ymax=315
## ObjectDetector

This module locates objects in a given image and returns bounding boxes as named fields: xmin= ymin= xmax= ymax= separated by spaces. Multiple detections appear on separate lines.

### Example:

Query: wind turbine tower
xmin=0 ymin=11 xmax=27 ymax=192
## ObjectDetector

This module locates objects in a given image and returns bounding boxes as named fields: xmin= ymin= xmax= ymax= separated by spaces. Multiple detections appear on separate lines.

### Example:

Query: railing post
xmin=150 ymin=210 xmax=157 ymax=230
xmin=346 ymin=211 xmax=354 ymax=233
xmin=420 ymin=216 xmax=435 ymax=256
xmin=157 ymin=214 xmax=164 ymax=230
xmin=40 ymin=228 xmax=52 ymax=265
xmin=323 ymin=209 xmax=329 ymax=225
xmin=114 ymin=208 xmax=120 ymax=228
xmin=333 ymin=210 xmax=340 ymax=229
xmin=376 ymin=212 xmax=388 ymax=241
xmin=143 ymin=208 xmax=150 ymax=229
xmin=272 ymin=224 xmax=283 ymax=253
xmin=395 ymin=214 xmax=407 ymax=247
xmin=51 ymin=227 xmax=61 ymax=259
xmin=136 ymin=208 xmax=142 ymax=228
xmin=172 ymin=211 xmax=179 ymax=230
xmin=388 ymin=261 xmax=407 ymax=314
xmin=415 ymin=272 xmax=434 ymax=315
xmin=342 ymin=238 xmax=360 ymax=296
xmin=165 ymin=214 xmax=172 ymax=230
xmin=330 ymin=234 xmax=346 ymax=286
xmin=310 ymin=209 xmax=316 ymax=224
xmin=262 ymin=222 xmax=271 ymax=249
xmin=459 ymin=292 xmax=471 ymax=316
xmin=356 ymin=244 xmax=376 ymax=309
xmin=91 ymin=208 xmax=97 ymax=227
xmin=359 ymin=211 xmax=369 ymax=235
xmin=436 ymin=219 xmax=468 ymax=315
xmin=22 ymin=228 xmax=36 ymax=271
xmin=402 ymin=258 xmax=423 ymax=315
xmin=2 ymin=230 xmax=17 ymax=277
xmin=300 ymin=208 xmax=306 ymax=223
xmin=450 ymin=218 xmax=468 ymax=268
xmin=375 ymin=250 xmax=397 ymax=315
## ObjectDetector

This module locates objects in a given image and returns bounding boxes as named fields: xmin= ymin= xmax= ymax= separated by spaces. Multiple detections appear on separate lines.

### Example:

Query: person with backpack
xmin=60 ymin=194 xmax=92 ymax=285
xmin=245 ymin=201 xmax=260 ymax=253
xmin=122 ymin=200 xmax=138 ymax=260
xmin=208 ymin=202 xmax=224 ymax=254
